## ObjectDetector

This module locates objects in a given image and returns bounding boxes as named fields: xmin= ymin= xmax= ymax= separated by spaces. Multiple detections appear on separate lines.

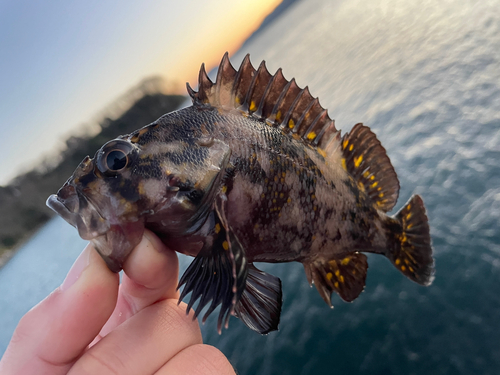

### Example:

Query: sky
xmin=0 ymin=0 xmax=281 ymax=185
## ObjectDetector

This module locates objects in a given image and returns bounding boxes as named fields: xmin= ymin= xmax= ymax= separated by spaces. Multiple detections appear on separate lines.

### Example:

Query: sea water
xmin=1 ymin=0 xmax=500 ymax=373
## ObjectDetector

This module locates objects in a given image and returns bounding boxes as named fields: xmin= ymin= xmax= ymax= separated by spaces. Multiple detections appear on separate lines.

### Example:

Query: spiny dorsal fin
xmin=198 ymin=63 xmax=215 ymax=104
xmin=341 ymin=123 xmax=400 ymax=212
xmin=187 ymin=53 xmax=338 ymax=149
xmin=215 ymin=52 xmax=237 ymax=107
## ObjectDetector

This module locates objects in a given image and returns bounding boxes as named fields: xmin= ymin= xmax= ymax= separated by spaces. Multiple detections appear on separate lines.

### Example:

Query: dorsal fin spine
xmin=214 ymin=52 xmax=229 ymax=106
xmin=318 ymin=120 xmax=337 ymax=149
xmin=283 ymin=87 xmax=307 ymax=132
xmin=198 ymin=63 xmax=214 ymax=104
xmin=324 ymin=130 xmax=341 ymax=154
xmin=270 ymin=79 xmax=293 ymax=127
xmin=255 ymin=69 xmax=279 ymax=119
xmin=296 ymin=97 xmax=319 ymax=139
xmin=215 ymin=52 xmax=238 ymax=108
xmin=186 ymin=82 xmax=196 ymax=99
xmin=189 ymin=54 xmax=339 ymax=150
xmin=242 ymin=65 xmax=259 ymax=112
xmin=231 ymin=56 xmax=246 ymax=107
xmin=232 ymin=54 xmax=252 ymax=109
xmin=244 ymin=60 xmax=268 ymax=114
xmin=309 ymin=109 xmax=328 ymax=145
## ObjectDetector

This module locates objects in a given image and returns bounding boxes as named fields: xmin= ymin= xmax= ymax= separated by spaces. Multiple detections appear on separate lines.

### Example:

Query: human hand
xmin=0 ymin=230 xmax=236 ymax=374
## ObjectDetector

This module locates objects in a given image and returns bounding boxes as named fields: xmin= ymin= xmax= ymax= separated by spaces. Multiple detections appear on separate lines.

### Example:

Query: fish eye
xmin=106 ymin=150 xmax=128 ymax=171
xmin=96 ymin=140 xmax=135 ymax=176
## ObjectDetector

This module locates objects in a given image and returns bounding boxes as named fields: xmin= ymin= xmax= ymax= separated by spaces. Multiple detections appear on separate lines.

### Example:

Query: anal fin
xmin=305 ymin=253 xmax=368 ymax=306
xmin=233 ymin=264 xmax=283 ymax=334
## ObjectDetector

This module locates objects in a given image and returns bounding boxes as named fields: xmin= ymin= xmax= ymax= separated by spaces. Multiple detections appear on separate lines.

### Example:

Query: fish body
xmin=47 ymin=54 xmax=434 ymax=334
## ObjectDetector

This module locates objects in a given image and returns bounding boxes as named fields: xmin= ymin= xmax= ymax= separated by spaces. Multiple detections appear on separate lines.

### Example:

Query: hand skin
xmin=0 ymin=230 xmax=236 ymax=375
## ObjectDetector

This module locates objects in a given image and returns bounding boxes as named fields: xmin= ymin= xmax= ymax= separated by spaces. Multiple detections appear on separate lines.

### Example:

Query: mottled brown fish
xmin=47 ymin=53 xmax=434 ymax=334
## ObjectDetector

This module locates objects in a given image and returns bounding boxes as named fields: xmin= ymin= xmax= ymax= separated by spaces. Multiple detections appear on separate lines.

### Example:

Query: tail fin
xmin=386 ymin=195 xmax=435 ymax=286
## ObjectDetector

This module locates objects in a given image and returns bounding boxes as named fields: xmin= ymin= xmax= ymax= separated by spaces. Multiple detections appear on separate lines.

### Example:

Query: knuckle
xmin=73 ymin=348 xmax=125 ymax=375
xmin=162 ymin=300 xmax=200 ymax=330
xmin=182 ymin=344 xmax=236 ymax=375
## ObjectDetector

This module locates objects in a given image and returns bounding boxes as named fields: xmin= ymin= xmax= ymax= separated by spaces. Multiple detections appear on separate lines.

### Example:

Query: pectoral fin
xmin=178 ymin=195 xmax=248 ymax=333
xmin=185 ymin=139 xmax=231 ymax=230
xmin=304 ymin=253 xmax=368 ymax=306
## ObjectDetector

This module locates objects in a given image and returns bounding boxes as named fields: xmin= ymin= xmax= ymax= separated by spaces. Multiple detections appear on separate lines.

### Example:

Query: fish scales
xmin=184 ymin=109 xmax=379 ymax=263
xmin=47 ymin=53 xmax=435 ymax=334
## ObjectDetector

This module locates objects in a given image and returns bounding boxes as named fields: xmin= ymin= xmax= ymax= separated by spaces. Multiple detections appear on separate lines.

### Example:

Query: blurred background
xmin=1 ymin=0 xmax=500 ymax=374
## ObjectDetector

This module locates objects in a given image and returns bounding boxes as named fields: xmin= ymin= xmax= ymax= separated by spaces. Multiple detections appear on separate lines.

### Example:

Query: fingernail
xmin=61 ymin=245 xmax=91 ymax=291
xmin=143 ymin=231 xmax=165 ymax=253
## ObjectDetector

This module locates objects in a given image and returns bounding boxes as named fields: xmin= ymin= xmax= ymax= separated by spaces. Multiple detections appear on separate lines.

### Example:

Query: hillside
xmin=0 ymin=93 xmax=185 ymax=263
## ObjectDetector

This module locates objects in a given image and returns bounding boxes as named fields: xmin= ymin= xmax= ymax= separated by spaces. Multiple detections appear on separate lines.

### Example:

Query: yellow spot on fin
xmin=309 ymin=254 xmax=368 ymax=305
xmin=190 ymin=53 xmax=340 ymax=174
xmin=341 ymin=158 xmax=347 ymax=171
xmin=354 ymin=155 xmax=363 ymax=168
xmin=389 ymin=195 xmax=434 ymax=286
xmin=340 ymin=123 xmax=400 ymax=213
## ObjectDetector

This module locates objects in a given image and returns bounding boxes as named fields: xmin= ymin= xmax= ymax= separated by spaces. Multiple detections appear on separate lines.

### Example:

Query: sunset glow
xmin=165 ymin=0 xmax=282 ymax=88
xmin=0 ymin=0 xmax=281 ymax=184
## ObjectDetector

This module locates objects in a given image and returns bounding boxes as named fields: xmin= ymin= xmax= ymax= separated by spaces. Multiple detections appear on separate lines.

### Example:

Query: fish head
xmin=47 ymin=131 xmax=230 ymax=272
xmin=47 ymin=139 xmax=150 ymax=271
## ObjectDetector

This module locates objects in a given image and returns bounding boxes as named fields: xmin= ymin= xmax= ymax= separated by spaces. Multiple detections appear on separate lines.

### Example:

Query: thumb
xmin=0 ymin=244 xmax=119 ymax=374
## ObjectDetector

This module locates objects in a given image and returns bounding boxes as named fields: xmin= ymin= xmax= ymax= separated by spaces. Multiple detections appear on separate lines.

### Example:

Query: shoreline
xmin=0 ymin=219 xmax=51 ymax=270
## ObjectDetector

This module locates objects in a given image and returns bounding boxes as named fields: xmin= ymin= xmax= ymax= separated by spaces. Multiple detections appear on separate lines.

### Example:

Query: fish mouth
xmin=47 ymin=194 xmax=80 ymax=228
xmin=47 ymin=190 xmax=143 ymax=273
xmin=46 ymin=191 xmax=109 ymax=240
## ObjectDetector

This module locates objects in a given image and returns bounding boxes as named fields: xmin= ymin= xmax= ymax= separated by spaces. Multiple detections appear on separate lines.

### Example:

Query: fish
xmin=47 ymin=53 xmax=435 ymax=334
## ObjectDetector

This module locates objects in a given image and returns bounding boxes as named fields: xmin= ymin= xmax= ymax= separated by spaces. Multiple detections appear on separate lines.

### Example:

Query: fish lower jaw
xmin=46 ymin=194 xmax=79 ymax=228
xmin=46 ymin=194 xmax=111 ymax=241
